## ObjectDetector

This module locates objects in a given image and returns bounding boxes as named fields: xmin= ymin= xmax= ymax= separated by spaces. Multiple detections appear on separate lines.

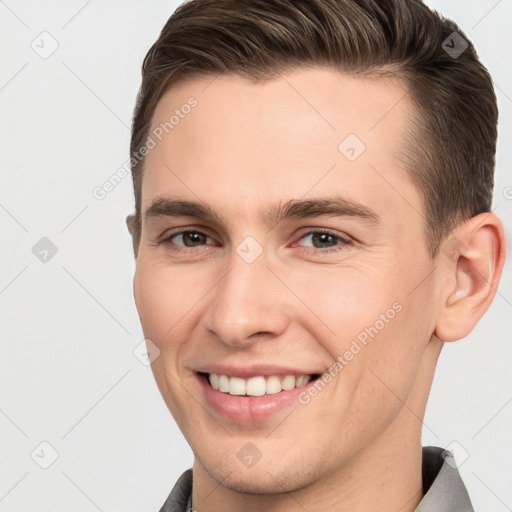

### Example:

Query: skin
xmin=127 ymin=67 xmax=505 ymax=512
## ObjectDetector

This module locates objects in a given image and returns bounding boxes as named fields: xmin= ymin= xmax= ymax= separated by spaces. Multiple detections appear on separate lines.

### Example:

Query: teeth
xmin=207 ymin=373 xmax=313 ymax=396
xmin=296 ymin=375 xmax=310 ymax=386
xmin=246 ymin=376 xmax=266 ymax=396
xmin=280 ymin=375 xmax=296 ymax=390
xmin=209 ymin=373 xmax=219 ymax=390
xmin=218 ymin=374 xmax=230 ymax=393
xmin=265 ymin=376 xmax=282 ymax=395
xmin=229 ymin=377 xmax=246 ymax=396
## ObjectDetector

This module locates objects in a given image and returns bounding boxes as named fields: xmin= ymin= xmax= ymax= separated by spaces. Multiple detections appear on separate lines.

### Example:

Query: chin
xmin=197 ymin=451 xmax=320 ymax=495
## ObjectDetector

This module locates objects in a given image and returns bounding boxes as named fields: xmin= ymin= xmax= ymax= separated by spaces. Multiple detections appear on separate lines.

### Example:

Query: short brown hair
xmin=129 ymin=0 xmax=498 ymax=257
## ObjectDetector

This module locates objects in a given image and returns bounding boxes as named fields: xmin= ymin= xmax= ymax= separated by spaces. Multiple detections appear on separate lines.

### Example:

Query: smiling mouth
xmin=199 ymin=372 xmax=321 ymax=397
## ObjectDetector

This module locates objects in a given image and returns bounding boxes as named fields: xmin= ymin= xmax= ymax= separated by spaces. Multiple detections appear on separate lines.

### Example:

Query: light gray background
xmin=1 ymin=1 xmax=511 ymax=511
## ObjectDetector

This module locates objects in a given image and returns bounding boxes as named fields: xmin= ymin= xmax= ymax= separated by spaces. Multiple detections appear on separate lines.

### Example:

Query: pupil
xmin=184 ymin=232 xmax=205 ymax=247
xmin=313 ymin=233 xmax=335 ymax=248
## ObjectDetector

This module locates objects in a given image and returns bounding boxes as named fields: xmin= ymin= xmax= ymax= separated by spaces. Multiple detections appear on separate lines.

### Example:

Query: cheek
xmin=133 ymin=261 xmax=179 ymax=342
xmin=338 ymin=276 xmax=437 ymax=423
xmin=288 ymin=264 xmax=399 ymax=349
xmin=292 ymin=262 xmax=432 ymax=392
xmin=133 ymin=261 xmax=200 ymax=426
xmin=133 ymin=259 xmax=213 ymax=351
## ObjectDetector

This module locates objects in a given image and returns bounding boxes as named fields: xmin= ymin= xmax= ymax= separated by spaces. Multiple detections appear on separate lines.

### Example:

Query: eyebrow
xmin=144 ymin=196 xmax=380 ymax=226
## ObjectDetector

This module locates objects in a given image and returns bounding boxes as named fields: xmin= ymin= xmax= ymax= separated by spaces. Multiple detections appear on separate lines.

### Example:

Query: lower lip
xmin=197 ymin=373 xmax=317 ymax=422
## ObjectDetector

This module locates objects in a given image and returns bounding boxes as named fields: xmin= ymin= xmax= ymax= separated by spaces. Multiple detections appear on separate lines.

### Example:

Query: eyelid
xmin=157 ymin=225 xmax=214 ymax=242
xmin=294 ymin=227 xmax=352 ymax=243
xmin=154 ymin=225 xmax=218 ymax=248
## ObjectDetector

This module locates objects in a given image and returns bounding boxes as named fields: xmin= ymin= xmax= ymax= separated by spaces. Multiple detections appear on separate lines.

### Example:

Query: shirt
xmin=158 ymin=446 xmax=474 ymax=512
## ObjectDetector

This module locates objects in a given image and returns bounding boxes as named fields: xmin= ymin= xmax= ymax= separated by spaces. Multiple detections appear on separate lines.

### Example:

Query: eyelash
xmin=157 ymin=227 xmax=352 ymax=255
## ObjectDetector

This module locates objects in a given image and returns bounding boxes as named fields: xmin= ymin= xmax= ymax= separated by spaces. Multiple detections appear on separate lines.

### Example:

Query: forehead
xmin=141 ymin=67 xmax=420 ymax=229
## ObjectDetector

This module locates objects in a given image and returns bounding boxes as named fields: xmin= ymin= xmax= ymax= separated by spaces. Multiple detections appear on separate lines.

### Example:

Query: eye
xmin=162 ymin=229 xmax=214 ymax=249
xmin=156 ymin=227 xmax=352 ymax=255
xmin=295 ymin=229 xmax=352 ymax=253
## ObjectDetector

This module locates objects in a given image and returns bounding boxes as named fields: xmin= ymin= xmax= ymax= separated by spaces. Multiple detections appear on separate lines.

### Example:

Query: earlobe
xmin=435 ymin=213 xmax=506 ymax=342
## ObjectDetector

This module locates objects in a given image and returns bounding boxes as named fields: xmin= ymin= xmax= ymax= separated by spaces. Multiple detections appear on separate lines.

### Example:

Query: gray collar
xmin=159 ymin=446 xmax=474 ymax=512
xmin=415 ymin=446 xmax=474 ymax=511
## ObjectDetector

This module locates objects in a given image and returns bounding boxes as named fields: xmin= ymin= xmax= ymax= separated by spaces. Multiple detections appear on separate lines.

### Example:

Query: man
xmin=126 ymin=0 xmax=506 ymax=510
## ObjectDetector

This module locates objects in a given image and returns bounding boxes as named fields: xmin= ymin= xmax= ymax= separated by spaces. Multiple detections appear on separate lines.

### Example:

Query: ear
xmin=126 ymin=214 xmax=140 ymax=259
xmin=126 ymin=214 xmax=135 ymax=236
xmin=435 ymin=212 xmax=506 ymax=342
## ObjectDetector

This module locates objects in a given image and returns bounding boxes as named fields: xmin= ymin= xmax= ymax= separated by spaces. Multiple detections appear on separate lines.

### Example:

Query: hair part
xmin=129 ymin=0 xmax=498 ymax=258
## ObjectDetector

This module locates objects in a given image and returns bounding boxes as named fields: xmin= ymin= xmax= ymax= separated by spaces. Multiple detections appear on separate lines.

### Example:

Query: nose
xmin=202 ymin=246 xmax=291 ymax=348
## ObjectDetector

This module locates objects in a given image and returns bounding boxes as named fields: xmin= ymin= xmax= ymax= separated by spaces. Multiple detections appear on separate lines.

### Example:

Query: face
xmin=132 ymin=68 xmax=443 ymax=493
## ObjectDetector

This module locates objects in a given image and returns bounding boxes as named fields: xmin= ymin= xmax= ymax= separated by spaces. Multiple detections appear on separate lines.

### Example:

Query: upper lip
xmin=195 ymin=364 xmax=323 ymax=379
